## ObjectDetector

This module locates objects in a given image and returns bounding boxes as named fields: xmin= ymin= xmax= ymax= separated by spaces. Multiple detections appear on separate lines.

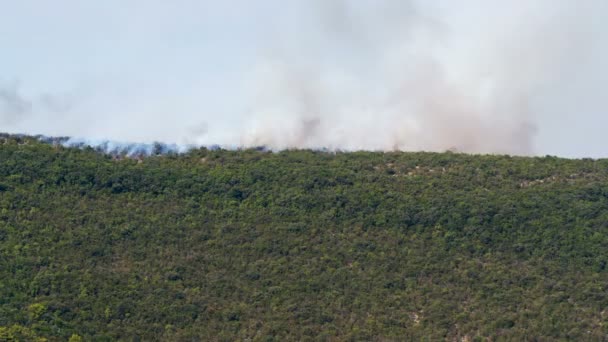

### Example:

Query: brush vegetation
xmin=1 ymin=134 xmax=608 ymax=341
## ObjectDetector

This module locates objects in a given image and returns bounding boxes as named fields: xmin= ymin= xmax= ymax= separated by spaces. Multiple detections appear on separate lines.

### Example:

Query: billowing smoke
xmin=234 ymin=0 xmax=588 ymax=154
xmin=1 ymin=0 xmax=605 ymax=155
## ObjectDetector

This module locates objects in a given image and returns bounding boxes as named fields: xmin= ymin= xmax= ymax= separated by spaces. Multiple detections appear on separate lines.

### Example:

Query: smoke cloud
xmin=0 ymin=82 xmax=32 ymax=125
xmin=234 ymin=0 xmax=589 ymax=154
xmin=1 ymin=0 xmax=605 ymax=155
xmin=0 ymin=80 xmax=75 ymax=129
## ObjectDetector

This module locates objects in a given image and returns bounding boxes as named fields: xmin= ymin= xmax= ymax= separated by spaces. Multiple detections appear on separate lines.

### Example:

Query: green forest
xmin=1 ymin=134 xmax=608 ymax=341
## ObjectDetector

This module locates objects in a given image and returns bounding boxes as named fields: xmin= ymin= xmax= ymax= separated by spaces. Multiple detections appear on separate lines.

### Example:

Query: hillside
xmin=1 ymin=134 xmax=608 ymax=341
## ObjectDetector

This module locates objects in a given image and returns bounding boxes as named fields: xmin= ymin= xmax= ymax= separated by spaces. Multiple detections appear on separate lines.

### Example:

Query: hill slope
xmin=1 ymin=135 xmax=608 ymax=340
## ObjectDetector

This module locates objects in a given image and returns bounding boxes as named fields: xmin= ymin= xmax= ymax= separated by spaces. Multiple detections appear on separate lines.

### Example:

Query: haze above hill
xmin=1 ymin=0 xmax=607 ymax=157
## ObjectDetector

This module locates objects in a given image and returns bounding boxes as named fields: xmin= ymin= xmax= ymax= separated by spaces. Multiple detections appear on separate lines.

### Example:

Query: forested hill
xmin=2 ymin=134 xmax=608 ymax=341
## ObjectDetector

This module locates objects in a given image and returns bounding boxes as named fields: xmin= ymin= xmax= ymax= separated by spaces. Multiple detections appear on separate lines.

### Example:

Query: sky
xmin=1 ymin=0 xmax=607 ymax=157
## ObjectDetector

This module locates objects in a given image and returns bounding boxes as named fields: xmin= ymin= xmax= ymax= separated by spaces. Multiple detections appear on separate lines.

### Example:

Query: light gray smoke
xmin=0 ymin=80 xmax=75 ymax=130
xmin=1 ymin=0 xmax=605 ymax=155
xmin=234 ymin=0 xmax=593 ymax=154
xmin=0 ymin=82 xmax=32 ymax=125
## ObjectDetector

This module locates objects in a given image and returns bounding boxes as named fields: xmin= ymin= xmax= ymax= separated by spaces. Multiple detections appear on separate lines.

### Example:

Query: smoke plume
xmin=234 ymin=0 xmax=589 ymax=154
xmin=1 ymin=0 xmax=605 ymax=155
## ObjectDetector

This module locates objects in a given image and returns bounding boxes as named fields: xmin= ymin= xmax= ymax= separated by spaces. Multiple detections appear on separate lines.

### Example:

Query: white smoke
xmin=1 ymin=0 xmax=605 ymax=155
xmin=232 ymin=0 xmax=592 ymax=154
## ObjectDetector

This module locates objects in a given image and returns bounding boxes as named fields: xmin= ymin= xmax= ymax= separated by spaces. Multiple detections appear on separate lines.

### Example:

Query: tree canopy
xmin=1 ymin=134 xmax=608 ymax=340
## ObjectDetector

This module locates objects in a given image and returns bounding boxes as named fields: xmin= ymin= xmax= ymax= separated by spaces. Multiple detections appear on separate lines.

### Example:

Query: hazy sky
xmin=1 ymin=1 xmax=607 ymax=157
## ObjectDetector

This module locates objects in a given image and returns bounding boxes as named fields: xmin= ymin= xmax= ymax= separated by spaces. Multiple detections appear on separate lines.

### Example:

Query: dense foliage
xmin=1 ymin=134 xmax=608 ymax=341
